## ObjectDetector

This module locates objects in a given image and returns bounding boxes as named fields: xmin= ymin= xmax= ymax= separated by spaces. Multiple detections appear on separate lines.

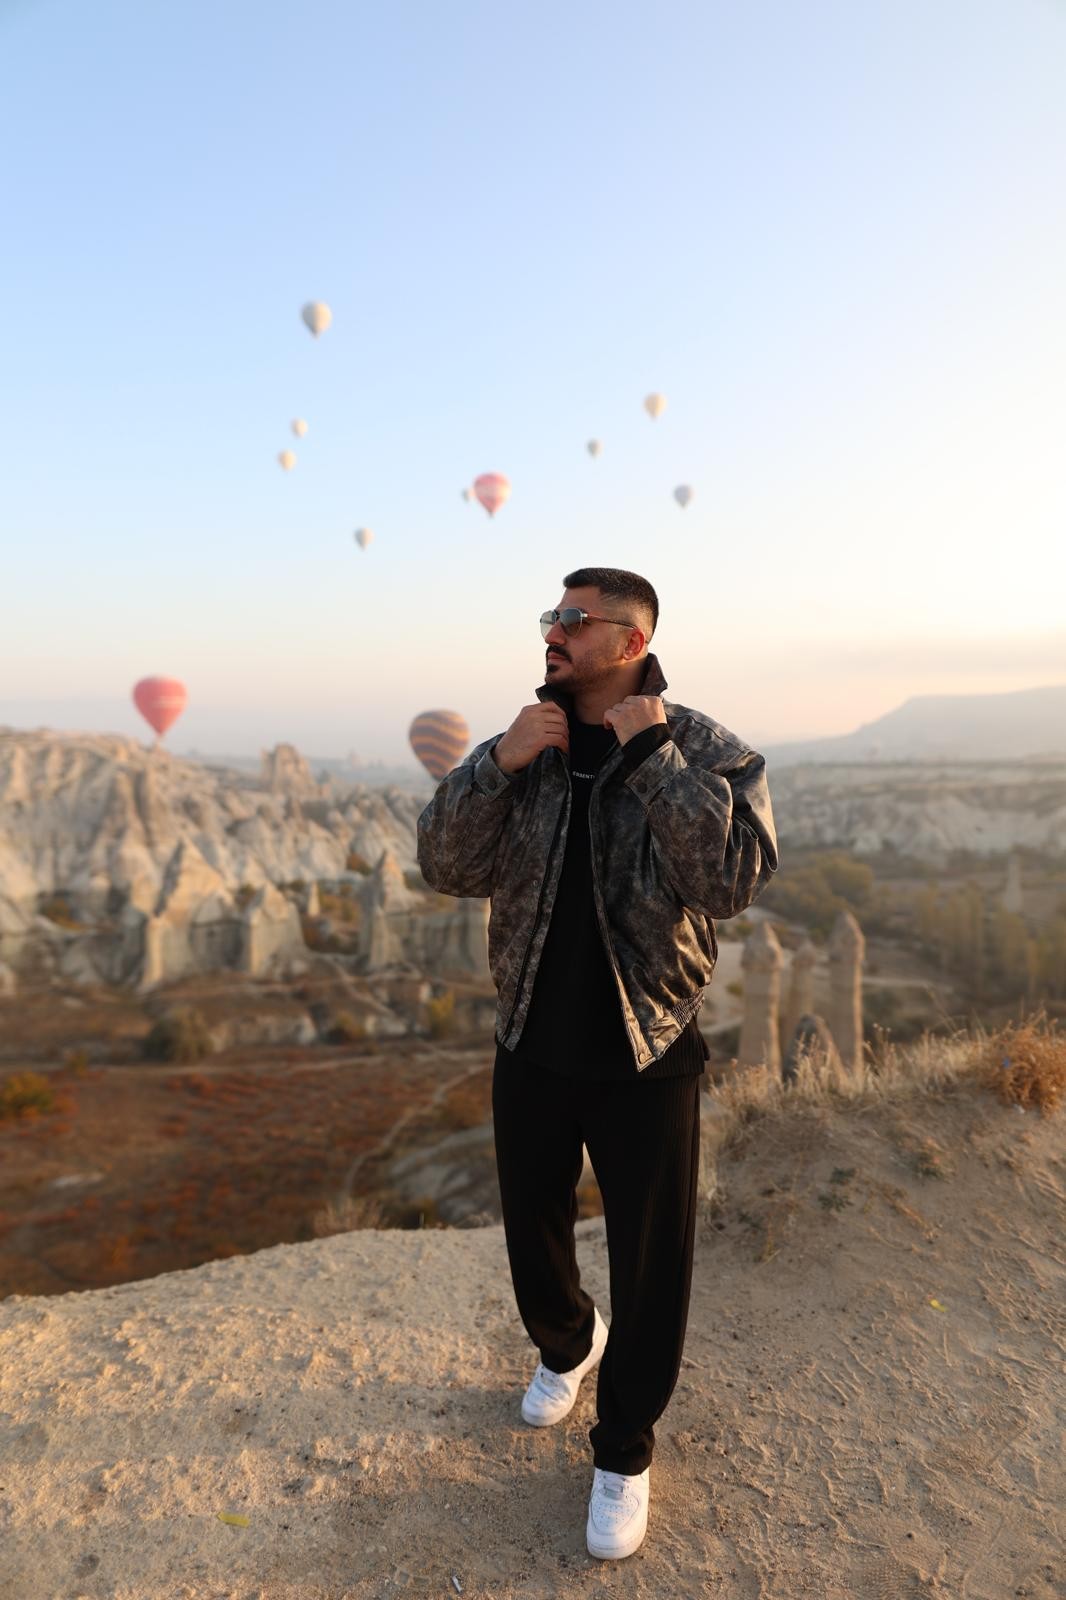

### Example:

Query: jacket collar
xmin=534 ymin=651 xmax=668 ymax=712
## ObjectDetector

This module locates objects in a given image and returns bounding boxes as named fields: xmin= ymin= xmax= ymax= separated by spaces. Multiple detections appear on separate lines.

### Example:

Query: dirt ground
xmin=1 ymin=1078 xmax=1062 ymax=1600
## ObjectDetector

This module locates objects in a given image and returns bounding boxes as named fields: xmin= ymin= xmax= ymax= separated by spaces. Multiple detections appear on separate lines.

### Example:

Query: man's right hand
xmin=492 ymin=704 xmax=570 ymax=775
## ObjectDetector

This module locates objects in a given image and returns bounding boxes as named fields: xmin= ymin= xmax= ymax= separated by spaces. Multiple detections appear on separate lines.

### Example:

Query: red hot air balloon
xmin=473 ymin=473 xmax=511 ymax=517
xmin=409 ymin=709 xmax=470 ymax=780
xmin=133 ymin=677 xmax=188 ymax=740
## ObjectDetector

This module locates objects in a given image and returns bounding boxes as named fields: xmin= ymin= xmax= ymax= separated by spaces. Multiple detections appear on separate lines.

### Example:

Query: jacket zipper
xmin=502 ymin=763 xmax=570 ymax=1040
xmin=588 ymin=776 xmax=648 ymax=1067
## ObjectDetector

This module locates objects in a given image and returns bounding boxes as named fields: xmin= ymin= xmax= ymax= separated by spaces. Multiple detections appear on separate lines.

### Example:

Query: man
xmin=417 ymin=567 xmax=778 ymax=1560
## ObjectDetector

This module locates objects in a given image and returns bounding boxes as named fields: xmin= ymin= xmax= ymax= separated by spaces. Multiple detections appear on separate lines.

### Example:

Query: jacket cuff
xmin=473 ymin=743 xmax=515 ymax=798
xmin=625 ymin=733 xmax=686 ymax=804
xmin=620 ymin=722 xmax=673 ymax=778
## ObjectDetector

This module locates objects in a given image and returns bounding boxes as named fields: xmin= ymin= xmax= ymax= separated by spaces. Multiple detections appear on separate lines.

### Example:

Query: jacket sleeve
xmin=416 ymin=736 xmax=517 ymax=898
xmin=624 ymin=733 xmax=778 ymax=919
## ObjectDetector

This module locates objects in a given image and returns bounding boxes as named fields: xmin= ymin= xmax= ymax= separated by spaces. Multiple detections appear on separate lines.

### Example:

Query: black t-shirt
xmin=508 ymin=713 xmax=706 ymax=1082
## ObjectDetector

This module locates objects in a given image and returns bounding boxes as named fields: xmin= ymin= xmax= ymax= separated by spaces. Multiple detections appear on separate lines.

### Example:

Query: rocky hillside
xmin=4 ymin=726 xmax=1065 ymax=993
xmin=0 ymin=731 xmax=429 ymax=989
xmin=769 ymin=758 xmax=1066 ymax=860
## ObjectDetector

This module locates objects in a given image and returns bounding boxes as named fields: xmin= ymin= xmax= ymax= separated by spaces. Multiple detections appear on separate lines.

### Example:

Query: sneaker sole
xmin=521 ymin=1397 xmax=574 ymax=1427
xmin=586 ymin=1510 xmax=649 ymax=1561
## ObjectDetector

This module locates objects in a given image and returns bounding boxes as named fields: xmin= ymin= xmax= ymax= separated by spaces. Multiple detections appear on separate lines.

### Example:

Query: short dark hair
xmin=563 ymin=567 xmax=659 ymax=639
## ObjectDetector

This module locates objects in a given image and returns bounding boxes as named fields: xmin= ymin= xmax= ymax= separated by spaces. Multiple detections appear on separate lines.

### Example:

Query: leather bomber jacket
xmin=415 ymin=654 xmax=779 ymax=1070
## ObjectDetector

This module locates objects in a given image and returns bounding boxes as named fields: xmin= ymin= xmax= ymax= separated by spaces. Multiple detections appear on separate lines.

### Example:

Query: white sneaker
xmin=586 ymin=1466 xmax=650 ymax=1560
xmin=520 ymin=1307 xmax=608 ymax=1427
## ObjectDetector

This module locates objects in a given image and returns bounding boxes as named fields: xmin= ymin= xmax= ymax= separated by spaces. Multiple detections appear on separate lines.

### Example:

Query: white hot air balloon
xmin=291 ymin=418 xmax=308 ymax=438
xmin=301 ymin=301 xmax=332 ymax=337
xmin=587 ymin=439 xmax=602 ymax=458
xmin=673 ymin=484 xmax=694 ymax=509
xmin=644 ymin=392 xmax=667 ymax=420
xmin=277 ymin=450 xmax=296 ymax=471
xmin=354 ymin=527 xmax=373 ymax=550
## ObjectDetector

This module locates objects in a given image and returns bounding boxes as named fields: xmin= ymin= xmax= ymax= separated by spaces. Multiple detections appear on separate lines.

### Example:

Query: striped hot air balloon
xmin=409 ymin=709 xmax=470 ymax=781
xmin=473 ymin=473 xmax=511 ymax=517
xmin=133 ymin=676 xmax=188 ymax=740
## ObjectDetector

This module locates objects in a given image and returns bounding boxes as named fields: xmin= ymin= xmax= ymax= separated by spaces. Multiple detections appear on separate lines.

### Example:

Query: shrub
xmin=346 ymin=852 xmax=371 ymax=875
xmin=986 ymin=1014 xmax=1065 ymax=1117
xmin=319 ymin=888 xmax=360 ymax=925
xmin=39 ymin=894 xmax=83 ymax=930
xmin=426 ymin=989 xmax=456 ymax=1039
xmin=0 ymin=1071 xmax=56 ymax=1119
xmin=143 ymin=1008 xmax=213 ymax=1064
xmin=301 ymin=915 xmax=331 ymax=951
xmin=329 ymin=1011 xmax=366 ymax=1044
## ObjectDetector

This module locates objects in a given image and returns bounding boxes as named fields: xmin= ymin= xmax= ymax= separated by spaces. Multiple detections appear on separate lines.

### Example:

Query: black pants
xmin=492 ymin=1046 xmax=701 ymax=1475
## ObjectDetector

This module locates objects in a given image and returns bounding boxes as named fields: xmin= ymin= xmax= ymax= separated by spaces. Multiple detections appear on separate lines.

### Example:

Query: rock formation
xmin=260 ymin=742 xmax=316 ymax=795
xmin=768 ymin=759 xmax=1066 ymax=862
xmin=738 ymin=921 xmax=783 ymax=1071
xmin=780 ymin=936 xmax=818 ymax=1056
xmin=418 ymin=898 xmax=491 ymax=979
xmin=0 ymin=730 xmax=425 ymax=988
xmin=828 ymin=909 xmax=866 ymax=1070
xmin=1002 ymin=853 xmax=1025 ymax=916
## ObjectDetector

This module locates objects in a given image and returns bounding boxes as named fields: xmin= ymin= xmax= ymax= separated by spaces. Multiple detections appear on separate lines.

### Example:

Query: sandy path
xmin=1 ymin=1087 xmax=1062 ymax=1600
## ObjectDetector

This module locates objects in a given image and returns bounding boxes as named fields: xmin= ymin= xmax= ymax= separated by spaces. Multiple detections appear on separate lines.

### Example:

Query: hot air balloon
xmin=291 ymin=418 xmax=308 ymax=438
xmin=587 ymin=440 xmax=602 ymax=458
xmin=277 ymin=450 xmax=296 ymax=470
xmin=133 ymin=676 xmax=187 ymax=741
xmin=673 ymin=484 xmax=694 ymax=509
xmin=644 ymin=393 xmax=666 ymax=420
xmin=460 ymin=487 xmax=473 ymax=502
xmin=473 ymin=473 xmax=511 ymax=517
xmin=354 ymin=527 xmax=373 ymax=550
xmin=409 ymin=709 xmax=470 ymax=781
xmin=301 ymin=301 xmax=332 ymax=337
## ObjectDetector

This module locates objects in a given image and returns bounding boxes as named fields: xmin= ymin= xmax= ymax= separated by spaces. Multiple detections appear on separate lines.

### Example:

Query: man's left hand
xmin=603 ymin=695 xmax=667 ymax=746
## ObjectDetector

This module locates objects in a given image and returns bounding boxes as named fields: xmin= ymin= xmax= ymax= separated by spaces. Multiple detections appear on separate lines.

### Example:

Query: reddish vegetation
xmin=0 ymin=1042 xmax=495 ymax=1298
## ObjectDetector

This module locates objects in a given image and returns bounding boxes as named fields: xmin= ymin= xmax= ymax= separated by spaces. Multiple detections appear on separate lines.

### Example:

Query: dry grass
xmin=699 ymin=1011 xmax=1062 ymax=1211
xmin=310 ymin=1194 xmax=388 ymax=1235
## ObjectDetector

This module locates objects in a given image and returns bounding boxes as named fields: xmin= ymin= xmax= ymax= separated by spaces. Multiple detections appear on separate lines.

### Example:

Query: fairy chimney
xmin=738 ymin=920 xmax=783 ymax=1072
xmin=828 ymin=909 xmax=865 ymax=1070
xmin=781 ymin=937 xmax=819 ymax=1057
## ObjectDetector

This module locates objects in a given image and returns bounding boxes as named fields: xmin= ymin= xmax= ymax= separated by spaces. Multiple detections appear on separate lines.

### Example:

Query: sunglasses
xmin=539 ymin=608 xmax=640 ymax=640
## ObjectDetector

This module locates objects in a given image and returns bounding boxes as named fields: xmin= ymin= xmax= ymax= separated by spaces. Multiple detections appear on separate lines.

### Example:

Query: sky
xmin=1 ymin=0 xmax=1064 ymax=764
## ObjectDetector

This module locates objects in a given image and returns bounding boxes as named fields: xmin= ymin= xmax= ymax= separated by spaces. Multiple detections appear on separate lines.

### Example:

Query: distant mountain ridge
xmin=762 ymin=684 xmax=1066 ymax=767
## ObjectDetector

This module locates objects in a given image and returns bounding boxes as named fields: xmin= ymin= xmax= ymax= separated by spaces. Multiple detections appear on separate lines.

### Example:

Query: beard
xmin=543 ymin=645 xmax=618 ymax=689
